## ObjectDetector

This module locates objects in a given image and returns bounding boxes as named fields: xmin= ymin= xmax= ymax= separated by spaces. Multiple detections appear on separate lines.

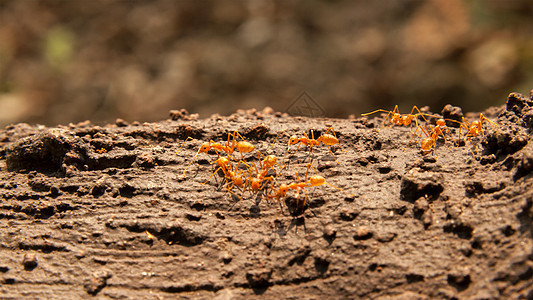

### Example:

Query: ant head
xmin=233 ymin=175 xmax=244 ymax=186
xmin=436 ymin=119 xmax=446 ymax=127
xmin=251 ymin=178 xmax=262 ymax=190
xmin=236 ymin=141 xmax=255 ymax=153
xmin=199 ymin=142 xmax=211 ymax=153
xmin=471 ymin=120 xmax=480 ymax=127
xmin=289 ymin=135 xmax=299 ymax=145
xmin=279 ymin=183 xmax=289 ymax=194
xmin=309 ymin=175 xmax=325 ymax=186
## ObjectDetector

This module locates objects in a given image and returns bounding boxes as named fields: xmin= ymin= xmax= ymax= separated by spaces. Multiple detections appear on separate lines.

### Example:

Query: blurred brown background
xmin=0 ymin=0 xmax=532 ymax=126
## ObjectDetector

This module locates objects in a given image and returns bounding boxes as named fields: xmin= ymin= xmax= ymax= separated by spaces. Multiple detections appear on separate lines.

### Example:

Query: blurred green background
xmin=0 ymin=0 xmax=532 ymax=126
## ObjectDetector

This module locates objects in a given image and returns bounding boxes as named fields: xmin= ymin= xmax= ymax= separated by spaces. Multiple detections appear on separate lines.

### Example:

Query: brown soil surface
xmin=1 ymin=92 xmax=533 ymax=299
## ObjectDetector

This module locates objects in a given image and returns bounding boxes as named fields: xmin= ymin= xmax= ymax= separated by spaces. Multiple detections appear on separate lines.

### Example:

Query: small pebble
xmin=22 ymin=253 xmax=37 ymax=270
xmin=354 ymin=226 xmax=373 ymax=240
xmin=323 ymin=225 xmax=336 ymax=240
xmin=262 ymin=107 xmax=274 ymax=115
xmin=115 ymin=118 xmax=128 ymax=127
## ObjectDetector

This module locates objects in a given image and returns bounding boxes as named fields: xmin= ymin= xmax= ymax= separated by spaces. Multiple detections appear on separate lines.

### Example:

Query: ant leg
xmin=234 ymin=131 xmax=250 ymax=142
xmin=259 ymin=176 xmax=275 ymax=197
xmin=409 ymin=106 xmax=431 ymax=124
xmin=176 ymin=137 xmax=194 ymax=154
xmin=202 ymin=167 xmax=224 ymax=185
xmin=361 ymin=109 xmax=393 ymax=128
xmin=393 ymin=105 xmax=399 ymax=115
xmin=409 ymin=122 xmax=424 ymax=144
xmin=379 ymin=105 xmax=399 ymax=127
xmin=324 ymin=181 xmax=353 ymax=196
xmin=300 ymin=189 xmax=310 ymax=209
xmin=306 ymin=130 xmax=315 ymax=163
xmin=285 ymin=138 xmax=304 ymax=164
xmin=306 ymin=145 xmax=313 ymax=164
xmin=271 ymin=130 xmax=286 ymax=147
xmin=361 ymin=109 xmax=390 ymax=116
xmin=256 ymin=150 xmax=265 ymax=171
xmin=479 ymin=113 xmax=498 ymax=136
xmin=236 ymin=132 xmax=252 ymax=161
xmin=324 ymin=145 xmax=339 ymax=164
xmin=294 ymin=170 xmax=302 ymax=184
xmin=458 ymin=119 xmax=471 ymax=145
xmin=387 ymin=105 xmax=401 ymax=127
xmin=182 ymin=149 xmax=201 ymax=176
xmin=228 ymin=130 xmax=238 ymax=145
xmin=381 ymin=111 xmax=393 ymax=127
xmin=304 ymin=162 xmax=313 ymax=182
xmin=294 ymin=187 xmax=302 ymax=210
xmin=480 ymin=113 xmax=496 ymax=126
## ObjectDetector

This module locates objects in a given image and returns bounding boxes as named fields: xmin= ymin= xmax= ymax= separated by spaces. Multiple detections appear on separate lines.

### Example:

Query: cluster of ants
xmin=175 ymin=106 xmax=496 ymax=213
xmin=177 ymin=128 xmax=353 ymax=213
xmin=362 ymin=105 xmax=498 ymax=155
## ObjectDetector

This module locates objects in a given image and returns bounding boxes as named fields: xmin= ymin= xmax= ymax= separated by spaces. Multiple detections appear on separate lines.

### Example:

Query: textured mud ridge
xmin=1 ymin=92 xmax=533 ymax=299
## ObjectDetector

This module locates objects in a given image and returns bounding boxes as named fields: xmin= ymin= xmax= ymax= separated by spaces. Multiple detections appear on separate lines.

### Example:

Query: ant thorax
xmin=401 ymin=115 xmax=413 ymax=125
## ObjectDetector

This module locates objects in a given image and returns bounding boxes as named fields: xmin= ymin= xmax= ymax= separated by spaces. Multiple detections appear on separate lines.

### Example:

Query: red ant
xmin=413 ymin=119 xmax=459 ymax=156
xmin=411 ymin=118 xmax=454 ymax=145
xmin=179 ymin=131 xmax=255 ymax=175
xmin=285 ymin=127 xmax=343 ymax=164
xmin=268 ymin=170 xmax=310 ymax=209
xmin=362 ymin=105 xmax=434 ymax=131
xmin=242 ymin=152 xmax=284 ymax=195
xmin=457 ymin=113 xmax=498 ymax=139
xmin=202 ymin=156 xmax=247 ymax=200
xmin=268 ymin=163 xmax=353 ymax=210
xmin=445 ymin=113 xmax=498 ymax=155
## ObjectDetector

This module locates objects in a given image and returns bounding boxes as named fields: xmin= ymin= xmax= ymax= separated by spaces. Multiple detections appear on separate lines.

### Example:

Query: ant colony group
xmin=361 ymin=105 xmax=498 ymax=156
xmin=177 ymin=128 xmax=354 ymax=214
xmin=177 ymin=107 xmax=498 ymax=213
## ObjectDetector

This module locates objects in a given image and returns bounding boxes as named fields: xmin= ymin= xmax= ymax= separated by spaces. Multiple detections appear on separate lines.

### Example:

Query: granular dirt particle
xmin=323 ymin=225 xmax=336 ymax=241
xmin=441 ymin=104 xmax=464 ymax=127
xmin=376 ymin=231 xmax=396 ymax=243
xmin=85 ymin=270 xmax=112 ymax=295
xmin=354 ymin=226 xmax=373 ymax=240
xmin=22 ymin=253 xmax=37 ymax=270
xmin=115 ymin=118 xmax=128 ymax=127
xmin=246 ymin=268 xmax=272 ymax=288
